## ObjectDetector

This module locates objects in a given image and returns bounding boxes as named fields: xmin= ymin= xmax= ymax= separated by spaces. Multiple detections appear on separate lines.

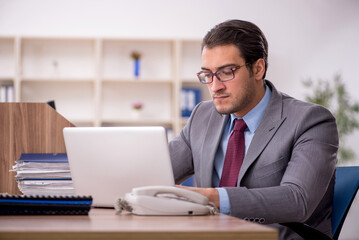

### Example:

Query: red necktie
xmin=219 ymin=119 xmax=247 ymax=187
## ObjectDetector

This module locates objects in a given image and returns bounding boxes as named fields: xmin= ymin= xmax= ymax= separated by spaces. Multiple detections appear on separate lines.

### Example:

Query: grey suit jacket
xmin=169 ymin=80 xmax=338 ymax=239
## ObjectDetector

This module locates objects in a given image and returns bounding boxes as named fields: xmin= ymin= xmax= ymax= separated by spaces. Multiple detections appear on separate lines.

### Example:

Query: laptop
xmin=63 ymin=126 xmax=175 ymax=207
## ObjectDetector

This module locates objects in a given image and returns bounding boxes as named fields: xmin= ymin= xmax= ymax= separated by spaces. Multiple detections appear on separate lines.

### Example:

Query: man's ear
xmin=253 ymin=58 xmax=265 ymax=80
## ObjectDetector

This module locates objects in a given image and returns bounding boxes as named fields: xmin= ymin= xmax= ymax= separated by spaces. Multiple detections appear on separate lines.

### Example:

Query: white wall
xmin=1 ymin=0 xmax=359 ymax=238
xmin=1 ymin=0 xmax=358 ymax=163
xmin=1 ymin=0 xmax=358 ymax=96
xmin=1 ymin=0 xmax=359 ymax=91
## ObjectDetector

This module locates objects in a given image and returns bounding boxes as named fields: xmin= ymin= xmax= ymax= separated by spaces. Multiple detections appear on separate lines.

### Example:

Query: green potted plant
xmin=303 ymin=74 xmax=359 ymax=164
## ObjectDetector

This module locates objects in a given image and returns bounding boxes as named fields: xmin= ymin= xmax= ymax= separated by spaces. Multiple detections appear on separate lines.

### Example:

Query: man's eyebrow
xmin=200 ymin=67 xmax=211 ymax=71
xmin=201 ymin=63 xmax=237 ymax=71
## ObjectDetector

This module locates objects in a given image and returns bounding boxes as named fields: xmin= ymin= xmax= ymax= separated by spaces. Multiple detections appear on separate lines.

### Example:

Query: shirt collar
xmin=229 ymin=84 xmax=272 ymax=133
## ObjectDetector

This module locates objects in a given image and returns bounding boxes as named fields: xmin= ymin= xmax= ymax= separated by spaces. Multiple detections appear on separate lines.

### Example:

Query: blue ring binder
xmin=0 ymin=194 xmax=93 ymax=215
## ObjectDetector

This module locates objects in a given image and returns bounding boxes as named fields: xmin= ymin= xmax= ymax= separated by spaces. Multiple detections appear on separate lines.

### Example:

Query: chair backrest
xmin=280 ymin=166 xmax=359 ymax=240
xmin=332 ymin=166 xmax=359 ymax=240
xmin=181 ymin=176 xmax=194 ymax=186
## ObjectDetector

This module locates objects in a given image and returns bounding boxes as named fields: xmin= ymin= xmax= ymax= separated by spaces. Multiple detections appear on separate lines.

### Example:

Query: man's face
xmin=201 ymin=44 xmax=261 ymax=117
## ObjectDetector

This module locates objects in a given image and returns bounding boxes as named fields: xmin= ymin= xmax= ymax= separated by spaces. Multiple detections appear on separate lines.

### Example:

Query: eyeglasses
xmin=196 ymin=64 xmax=248 ymax=84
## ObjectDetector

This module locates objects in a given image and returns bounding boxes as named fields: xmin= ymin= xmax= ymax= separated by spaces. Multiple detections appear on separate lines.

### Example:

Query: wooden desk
xmin=0 ymin=208 xmax=277 ymax=240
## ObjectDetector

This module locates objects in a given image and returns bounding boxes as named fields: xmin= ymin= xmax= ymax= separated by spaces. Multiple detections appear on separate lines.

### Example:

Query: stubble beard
xmin=213 ymin=79 xmax=256 ymax=116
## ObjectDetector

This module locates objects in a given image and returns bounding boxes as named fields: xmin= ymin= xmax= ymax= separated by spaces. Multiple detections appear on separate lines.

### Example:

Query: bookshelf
xmin=0 ymin=38 xmax=15 ymax=102
xmin=0 ymin=38 xmax=15 ymax=80
xmin=0 ymin=36 xmax=210 ymax=135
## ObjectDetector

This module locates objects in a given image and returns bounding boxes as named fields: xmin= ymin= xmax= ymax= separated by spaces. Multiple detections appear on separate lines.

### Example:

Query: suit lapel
xmin=238 ymin=117 xmax=286 ymax=183
xmin=238 ymin=81 xmax=286 ymax=184
xmin=200 ymin=111 xmax=228 ymax=187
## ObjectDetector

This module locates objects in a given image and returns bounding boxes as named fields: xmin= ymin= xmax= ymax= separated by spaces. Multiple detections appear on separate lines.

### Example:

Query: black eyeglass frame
xmin=196 ymin=63 xmax=249 ymax=84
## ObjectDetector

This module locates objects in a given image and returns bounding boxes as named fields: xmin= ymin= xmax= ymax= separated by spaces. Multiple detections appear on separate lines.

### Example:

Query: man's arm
xmin=228 ymin=105 xmax=337 ymax=223
xmin=177 ymin=185 xmax=220 ymax=207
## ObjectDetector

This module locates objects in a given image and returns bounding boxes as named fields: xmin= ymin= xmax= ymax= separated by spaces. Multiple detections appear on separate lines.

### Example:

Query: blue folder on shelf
xmin=181 ymin=87 xmax=201 ymax=117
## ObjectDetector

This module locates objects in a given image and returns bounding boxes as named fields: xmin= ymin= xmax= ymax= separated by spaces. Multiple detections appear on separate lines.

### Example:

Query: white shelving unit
xmin=0 ymin=38 xmax=15 ymax=80
xmin=0 ymin=38 xmax=16 ymax=102
xmin=0 ymin=36 xmax=210 ymax=135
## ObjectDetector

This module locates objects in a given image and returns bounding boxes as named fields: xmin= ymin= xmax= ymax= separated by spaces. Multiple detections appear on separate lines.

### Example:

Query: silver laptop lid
xmin=63 ymin=126 xmax=175 ymax=207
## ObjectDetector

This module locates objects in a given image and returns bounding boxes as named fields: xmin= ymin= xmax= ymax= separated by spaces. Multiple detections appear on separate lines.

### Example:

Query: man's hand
xmin=176 ymin=185 xmax=220 ymax=208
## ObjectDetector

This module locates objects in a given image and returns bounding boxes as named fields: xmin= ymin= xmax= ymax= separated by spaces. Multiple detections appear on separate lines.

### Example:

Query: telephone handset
xmin=115 ymin=186 xmax=218 ymax=216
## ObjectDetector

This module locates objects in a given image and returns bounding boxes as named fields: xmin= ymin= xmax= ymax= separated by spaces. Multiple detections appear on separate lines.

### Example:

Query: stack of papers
xmin=11 ymin=153 xmax=75 ymax=195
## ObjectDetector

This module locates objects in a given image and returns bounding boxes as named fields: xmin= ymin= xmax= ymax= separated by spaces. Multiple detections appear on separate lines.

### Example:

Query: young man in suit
xmin=169 ymin=19 xmax=338 ymax=239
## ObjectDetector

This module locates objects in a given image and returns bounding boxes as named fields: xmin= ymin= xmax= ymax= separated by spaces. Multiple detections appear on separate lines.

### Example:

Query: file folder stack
xmin=11 ymin=153 xmax=75 ymax=196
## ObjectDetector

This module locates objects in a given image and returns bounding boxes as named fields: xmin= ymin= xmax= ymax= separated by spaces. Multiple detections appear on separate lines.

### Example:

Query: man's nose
xmin=210 ymin=76 xmax=225 ymax=92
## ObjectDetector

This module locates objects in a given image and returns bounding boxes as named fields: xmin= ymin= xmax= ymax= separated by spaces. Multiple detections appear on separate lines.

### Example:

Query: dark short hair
xmin=202 ymin=19 xmax=268 ymax=79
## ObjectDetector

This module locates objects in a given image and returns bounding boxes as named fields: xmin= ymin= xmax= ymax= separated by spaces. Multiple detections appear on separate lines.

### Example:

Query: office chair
xmin=282 ymin=166 xmax=359 ymax=240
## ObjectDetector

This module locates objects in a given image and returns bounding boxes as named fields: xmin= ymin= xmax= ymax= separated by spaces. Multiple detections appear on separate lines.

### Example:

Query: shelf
xmin=182 ymin=78 xmax=200 ymax=84
xmin=0 ymin=78 xmax=14 ymax=83
xmin=181 ymin=40 xmax=202 ymax=80
xmin=21 ymin=77 xmax=95 ymax=82
xmin=1 ymin=36 xmax=206 ymax=135
xmin=101 ymin=81 xmax=173 ymax=123
xmin=102 ymin=78 xmax=173 ymax=84
xmin=101 ymin=118 xmax=173 ymax=126
xmin=0 ymin=38 xmax=15 ymax=79
xmin=102 ymin=39 xmax=173 ymax=80
xmin=21 ymin=38 xmax=95 ymax=80
xmin=69 ymin=119 xmax=95 ymax=127
xmin=21 ymin=81 xmax=95 ymax=124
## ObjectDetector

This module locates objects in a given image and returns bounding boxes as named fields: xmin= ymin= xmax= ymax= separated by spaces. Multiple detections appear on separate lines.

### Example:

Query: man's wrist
xmin=216 ymin=188 xmax=231 ymax=214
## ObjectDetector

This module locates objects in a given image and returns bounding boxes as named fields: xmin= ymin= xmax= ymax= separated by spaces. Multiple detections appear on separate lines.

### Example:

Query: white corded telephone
xmin=114 ymin=186 xmax=218 ymax=216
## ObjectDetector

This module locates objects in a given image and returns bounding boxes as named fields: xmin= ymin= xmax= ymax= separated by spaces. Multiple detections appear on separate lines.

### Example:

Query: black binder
xmin=0 ymin=194 xmax=92 ymax=215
